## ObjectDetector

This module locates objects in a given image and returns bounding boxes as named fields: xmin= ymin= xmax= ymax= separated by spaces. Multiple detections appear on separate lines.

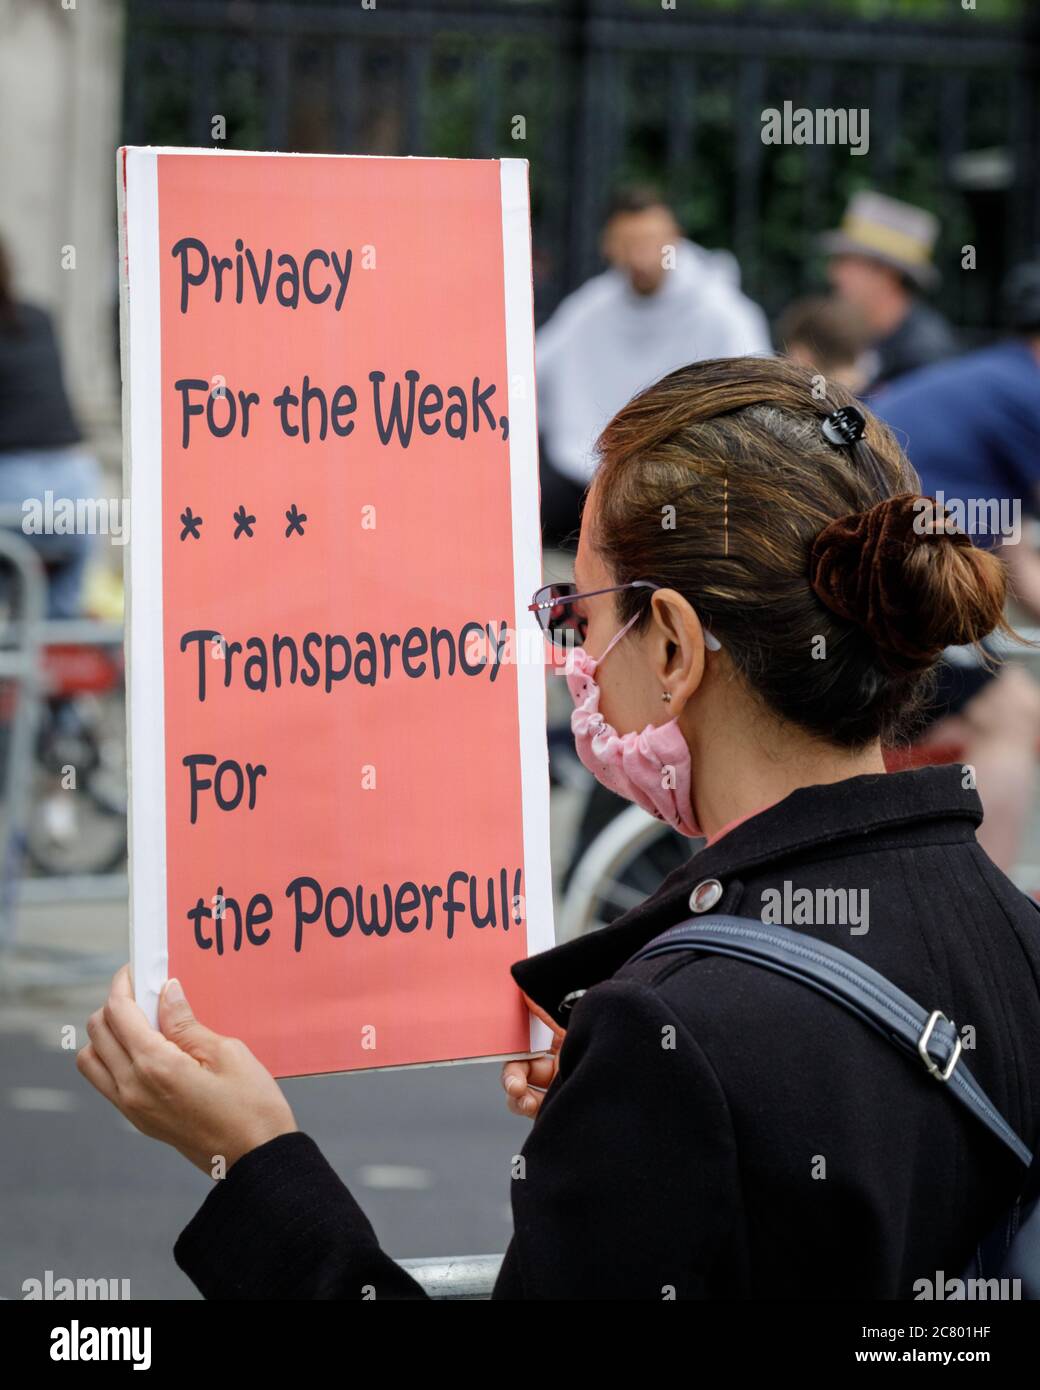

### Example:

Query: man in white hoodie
xmin=536 ymin=186 xmax=771 ymax=546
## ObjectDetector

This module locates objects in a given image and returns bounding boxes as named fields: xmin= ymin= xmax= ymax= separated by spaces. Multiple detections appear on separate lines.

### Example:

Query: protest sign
xmin=118 ymin=148 xmax=554 ymax=1077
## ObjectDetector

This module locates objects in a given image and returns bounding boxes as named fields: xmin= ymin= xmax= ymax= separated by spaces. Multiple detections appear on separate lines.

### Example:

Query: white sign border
xmin=501 ymin=158 xmax=555 ymax=1054
xmin=119 ymin=147 xmax=555 ymax=1064
xmin=121 ymin=146 xmax=168 ymax=1028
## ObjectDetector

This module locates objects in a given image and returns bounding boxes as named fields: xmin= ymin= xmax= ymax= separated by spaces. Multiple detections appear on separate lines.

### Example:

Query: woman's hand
xmin=76 ymin=964 xmax=298 ymax=1177
xmin=501 ymin=1029 xmax=564 ymax=1119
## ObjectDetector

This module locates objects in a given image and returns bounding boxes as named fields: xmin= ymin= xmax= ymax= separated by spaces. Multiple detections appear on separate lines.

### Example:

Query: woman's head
xmin=574 ymin=355 xmax=1009 ymax=751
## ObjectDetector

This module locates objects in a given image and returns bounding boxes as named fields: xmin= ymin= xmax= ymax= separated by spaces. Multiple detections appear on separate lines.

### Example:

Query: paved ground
xmin=0 ymin=900 xmax=531 ymax=1299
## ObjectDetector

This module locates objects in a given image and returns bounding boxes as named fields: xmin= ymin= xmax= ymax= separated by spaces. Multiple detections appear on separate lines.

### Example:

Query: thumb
xmin=158 ymin=978 xmax=219 ymax=1059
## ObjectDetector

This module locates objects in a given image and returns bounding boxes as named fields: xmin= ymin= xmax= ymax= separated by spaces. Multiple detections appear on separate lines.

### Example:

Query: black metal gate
xmin=123 ymin=0 xmax=1040 ymax=329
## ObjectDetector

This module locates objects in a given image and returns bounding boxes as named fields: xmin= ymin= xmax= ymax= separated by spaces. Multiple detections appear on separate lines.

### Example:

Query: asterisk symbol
xmin=285 ymin=504 xmax=307 ymax=537
xmin=180 ymin=507 xmax=202 ymax=540
xmin=233 ymin=504 xmax=256 ymax=539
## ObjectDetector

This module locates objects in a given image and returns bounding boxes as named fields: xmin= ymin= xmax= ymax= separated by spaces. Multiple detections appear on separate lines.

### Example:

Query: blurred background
xmin=1 ymin=0 xmax=1039 ymax=1299
xmin=5 ymin=0 xmax=1040 ymax=468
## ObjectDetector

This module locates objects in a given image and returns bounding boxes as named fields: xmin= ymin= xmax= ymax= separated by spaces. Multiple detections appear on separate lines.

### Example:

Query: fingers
xmin=157 ymin=977 xmax=222 ymax=1063
xmin=501 ymin=1054 xmax=558 ymax=1118
xmin=111 ymin=962 xmax=134 ymax=998
xmin=102 ymin=963 xmax=162 ymax=1056
xmin=158 ymin=977 xmax=196 ymax=1038
xmin=501 ymin=1060 xmax=529 ymax=1098
xmin=86 ymin=1006 xmax=135 ymax=1087
xmin=502 ymin=1061 xmax=536 ymax=1116
xmin=78 ymin=1028 xmax=128 ymax=1098
xmin=525 ymin=1054 xmax=558 ymax=1089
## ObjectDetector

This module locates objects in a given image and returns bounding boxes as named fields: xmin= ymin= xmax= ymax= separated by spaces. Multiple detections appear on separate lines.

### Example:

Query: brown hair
xmin=604 ymin=183 xmax=673 ymax=223
xmin=776 ymin=295 xmax=869 ymax=373
xmin=589 ymin=356 xmax=1014 ymax=748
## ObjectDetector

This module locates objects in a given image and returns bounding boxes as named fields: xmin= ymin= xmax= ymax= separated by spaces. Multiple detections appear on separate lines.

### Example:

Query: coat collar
xmin=512 ymin=765 xmax=983 ymax=1028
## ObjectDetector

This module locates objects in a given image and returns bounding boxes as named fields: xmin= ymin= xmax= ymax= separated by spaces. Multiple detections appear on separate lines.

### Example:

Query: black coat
xmin=173 ymin=766 xmax=1040 ymax=1298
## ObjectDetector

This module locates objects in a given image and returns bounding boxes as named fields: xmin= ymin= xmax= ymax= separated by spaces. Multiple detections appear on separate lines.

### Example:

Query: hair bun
xmin=809 ymin=494 xmax=978 ymax=673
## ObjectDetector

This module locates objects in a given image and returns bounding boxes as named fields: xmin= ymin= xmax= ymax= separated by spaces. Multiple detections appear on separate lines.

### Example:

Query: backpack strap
xmin=626 ymin=914 xmax=1033 ymax=1169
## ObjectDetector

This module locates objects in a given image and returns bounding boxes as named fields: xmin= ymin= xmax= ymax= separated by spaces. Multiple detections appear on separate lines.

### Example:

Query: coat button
xmin=689 ymin=878 xmax=723 ymax=913
xmin=559 ymin=989 xmax=586 ymax=1013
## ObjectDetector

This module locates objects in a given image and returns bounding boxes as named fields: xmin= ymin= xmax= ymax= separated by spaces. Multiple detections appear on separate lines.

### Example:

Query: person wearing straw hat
xmin=821 ymin=191 xmax=957 ymax=394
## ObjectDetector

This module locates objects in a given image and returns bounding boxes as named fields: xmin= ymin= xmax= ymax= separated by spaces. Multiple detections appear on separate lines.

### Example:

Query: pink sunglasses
xmin=528 ymin=580 xmax=721 ymax=653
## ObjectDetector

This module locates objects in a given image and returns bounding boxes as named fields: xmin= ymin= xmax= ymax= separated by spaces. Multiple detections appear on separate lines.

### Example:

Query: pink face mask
xmin=565 ymin=613 xmax=720 ymax=838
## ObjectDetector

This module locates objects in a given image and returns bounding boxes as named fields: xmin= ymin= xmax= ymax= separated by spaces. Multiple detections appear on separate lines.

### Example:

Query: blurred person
xmin=873 ymin=260 xmax=1040 ymax=873
xmin=775 ymin=294 xmax=871 ymax=393
xmin=536 ymin=185 xmax=771 ymax=548
xmin=821 ymin=191 xmax=957 ymax=395
xmin=0 ymin=235 xmax=101 ymax=618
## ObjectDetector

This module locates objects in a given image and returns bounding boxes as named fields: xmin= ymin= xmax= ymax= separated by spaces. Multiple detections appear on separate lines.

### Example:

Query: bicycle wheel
xmin=25 ymin=691 xmax=127 ymax=875
xmin=558 ymin=803 xmax=702 ymax=943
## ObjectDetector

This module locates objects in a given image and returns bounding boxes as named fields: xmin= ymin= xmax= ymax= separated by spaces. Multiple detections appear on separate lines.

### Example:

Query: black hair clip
xmin=821 ymin=405 xmax=867 ymax=448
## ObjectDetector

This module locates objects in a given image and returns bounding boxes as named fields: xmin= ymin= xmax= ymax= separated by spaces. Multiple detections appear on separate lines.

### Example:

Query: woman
xmin=78 ymin=357 xmax=1040 ymax=1299
xmin=0 ymin=236 xmax=102 ymax=618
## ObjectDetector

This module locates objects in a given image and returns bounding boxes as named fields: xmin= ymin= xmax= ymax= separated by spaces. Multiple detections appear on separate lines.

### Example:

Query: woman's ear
xmin=648 ymin=588 xmax=711 ymax=709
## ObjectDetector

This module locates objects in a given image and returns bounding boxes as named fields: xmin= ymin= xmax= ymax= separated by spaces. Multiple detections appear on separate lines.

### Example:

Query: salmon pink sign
xmin=118 ymin=147 xmax=554 ymax=1078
